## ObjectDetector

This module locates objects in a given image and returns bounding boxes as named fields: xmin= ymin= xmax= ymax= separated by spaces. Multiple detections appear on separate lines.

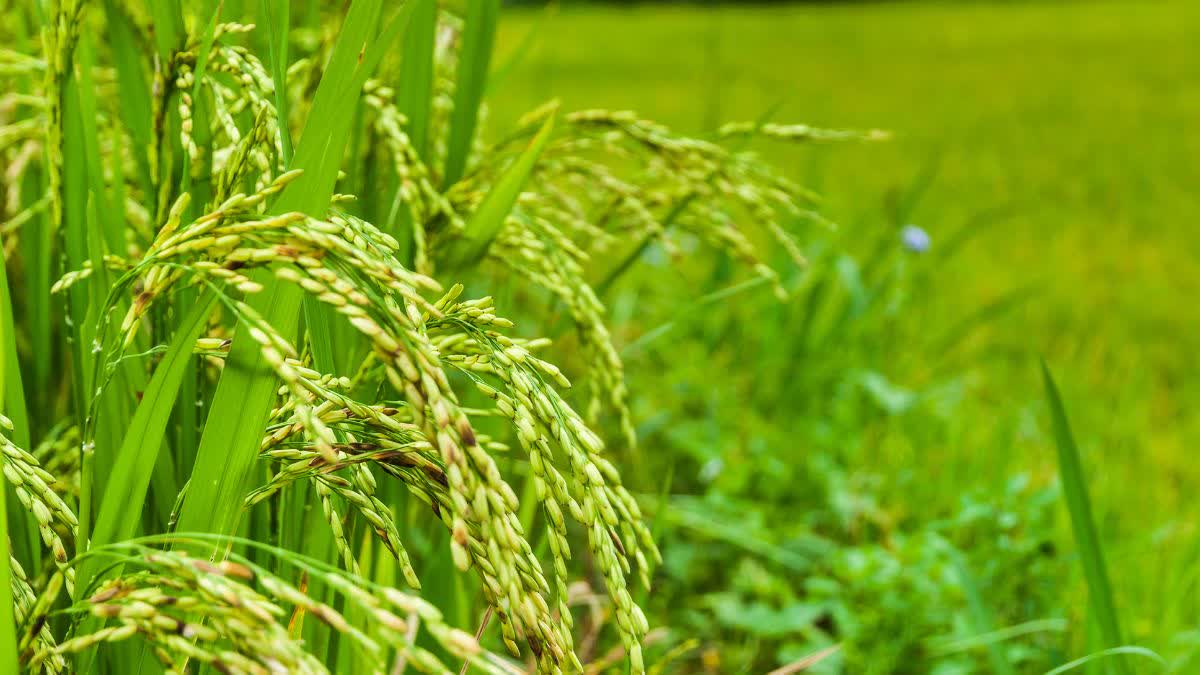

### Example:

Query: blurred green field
xmin=493 ymin=0 xmax=1200 ymax=670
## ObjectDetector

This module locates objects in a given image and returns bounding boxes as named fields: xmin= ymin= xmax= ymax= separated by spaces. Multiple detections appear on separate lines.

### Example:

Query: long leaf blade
xmin=79 ymin=291 xmax=217 ymax=588
xmin=0 ymin=242 xmax=21 ymax=674
xmin=442 ymin=0 xmax=498 ymax=185
xmin=1041 ymin=362 xmax=1128 ymax=675
xmin=443 ymin=112 xmax=555 ymax=270
xmin=396 ymin=0 xmax=437 ymax=160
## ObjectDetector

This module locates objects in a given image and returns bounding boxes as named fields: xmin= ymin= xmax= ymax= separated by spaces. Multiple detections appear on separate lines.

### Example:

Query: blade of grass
xmin=442 ymin=0 xmax=499 ymax=186
xmin=933 ymin=283 xmax=1040 ymax=357
xmin=396 ymin=0 xmax=436 ymax=160
xmin=165 ymin=3 xmax=222 ymax=503
xmin=77 ymin=291 xmax=218 ymax=590
xmin=61 ymin=58 xmax=90 ymax=421
xmin=298 ymin=0 xmax=416 ymax=375
xmin=102 ymin=0 xmax=154 ymax=196
xmin=148 ymin=0 xmax=184 ymax=62
xmin=8 ymin=16 xmax=50 ymax=440
xmin=74 ymin=34 xmax=151 ymax=536
xmin=258 ymin=0 xmax=293 ymax=164
xmin=0 ymin=247 xmax=22 ymax=675
xmin=1044 ymin=647 xmax=1165 ymax=675
xmin=929 ymin=618 xmax=1068 ymax=656
xmin=442 ymin=112 xmax=555 ymax=271
xmin=1041 ymin=362 xmax=1129 ymax=675
xmin=18 ymin=170 xmax=52 ymax=439
xmin=0 ymin=196 xmax=33 ymax=471
xmin=380 ymin=0 xmax=435 ymax=259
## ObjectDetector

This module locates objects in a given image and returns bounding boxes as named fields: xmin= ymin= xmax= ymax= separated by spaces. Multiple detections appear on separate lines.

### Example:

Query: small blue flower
xmin=901 ymin=224 xmax=931 ymax=253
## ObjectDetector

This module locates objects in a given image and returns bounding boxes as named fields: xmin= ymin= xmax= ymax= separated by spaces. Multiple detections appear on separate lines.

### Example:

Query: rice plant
xmin=0 ymin=1 xmax=874 ymax=672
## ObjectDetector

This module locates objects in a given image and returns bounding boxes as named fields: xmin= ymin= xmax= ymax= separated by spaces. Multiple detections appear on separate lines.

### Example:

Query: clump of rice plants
xmin=0 ymin=1 xmax=875 ymax=672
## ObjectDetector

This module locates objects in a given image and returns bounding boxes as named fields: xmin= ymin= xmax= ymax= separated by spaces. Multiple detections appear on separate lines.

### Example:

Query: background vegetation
xmin=487 ymin=0 xmax=1199 ymax=671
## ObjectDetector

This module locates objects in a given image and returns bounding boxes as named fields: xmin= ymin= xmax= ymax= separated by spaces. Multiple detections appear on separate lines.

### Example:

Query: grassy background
xmin=491 ymin=0 xmax=1200 ymax=666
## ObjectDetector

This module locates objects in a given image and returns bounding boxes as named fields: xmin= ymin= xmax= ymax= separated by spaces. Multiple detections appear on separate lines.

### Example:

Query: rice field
xmin=0 ymin=0 xmax=1197 ymax=673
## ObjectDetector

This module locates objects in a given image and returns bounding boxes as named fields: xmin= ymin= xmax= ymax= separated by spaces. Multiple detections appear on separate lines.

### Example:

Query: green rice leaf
xmin=0 ymin=209 xmax=36 ymax=572
xmin=77 ymin=291 xmax=217 ymax=592
xmin=442 ymin=0 xmax=499 ymax=185
xmin=61 ymin=61 xmax=90 ymax=402
xmin=258 ymin=0 xmax=293 ymax=163
xmin=303 ymin=1 xmax=416 ymax=375
xmin=0 ymin=253 xmax=29 ymax=454
xmin=102 ymin=0 xmax=153 ymax=194
xmin=0 ymin=247 xmax=21 ymax=675
xmin=73 ymin=35 xmax=148 ymax=537
xmin=443 ymin=112 xmax=554 ymax=271
xmin=1043 ymin=647 xmax=1165 ymax=675
xmin=396 ymin=0 xmax=436 ymax=160
xmin=148 ymin=1 xmax=184 ymax=62
xmin=1041 ymin=362 xmax=1129 ymax=675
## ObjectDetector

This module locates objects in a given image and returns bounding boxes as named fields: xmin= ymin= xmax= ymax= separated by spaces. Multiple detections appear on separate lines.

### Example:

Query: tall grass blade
xmin=383 ymin=0 xmax=435 ymax=263
xmin=18 ymin=172 xmax=52 ymax=437
xmin=61 ymin=60 xmax=90 ymax=417
xmin=0 ymin=226 xmax=36 ymax=571
xmin=622 ymin=276 xmax=770 ymax=356
xmin=443 ymin=112 xmax=554 ymax=270
xmin=79 ymin=292 xmax=217 ymax=589
xmin=148 ymin=1 xmax=184 ymax=61
xmin=74 ymin=34 xmax=147 ymax=529
xmin=102 ymin=0 xmax=153 ymax=194
xmin=259 ymin=0 xmax=293 ymax=163
xmin=442 ymin=0 xmax=499 ymax=185
xmin=929 ymin=618 xmax=1068 ymax=657
xmin=397 ymin=0 xmax=436 ymax=160
xmin=1041 ymin=362 xmax=1129 ymax=675
xmin=0 ymin=250 xmax=21 ymax=675
xmin=1043 ymin=647 xmax=1165 ymax=675
xmin=0 ymin=239 xmax=30 ymax=454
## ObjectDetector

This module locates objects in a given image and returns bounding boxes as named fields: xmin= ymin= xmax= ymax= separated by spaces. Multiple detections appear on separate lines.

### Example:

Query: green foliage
xmin=486 ymin=3 xmax=1196 ymax=672
xmin=624 ymin=211 xmax=1071 ymax=672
